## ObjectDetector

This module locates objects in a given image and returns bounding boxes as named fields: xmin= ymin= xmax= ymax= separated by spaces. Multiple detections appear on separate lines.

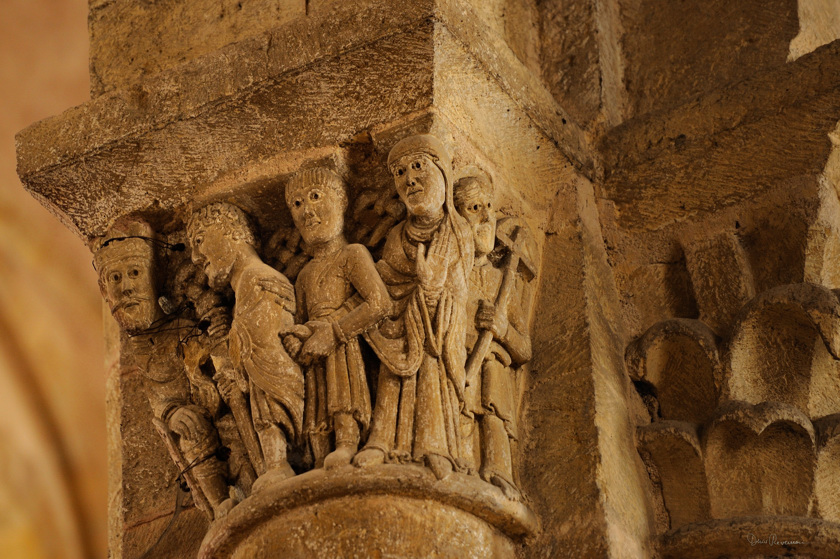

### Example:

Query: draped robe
xmin=229 ymin=265 xmax=304 ymax=444
xmin=296 ymin=243 xmax=388 ymax=449
xmin=364 ymin=218 xmax=472 ymax=468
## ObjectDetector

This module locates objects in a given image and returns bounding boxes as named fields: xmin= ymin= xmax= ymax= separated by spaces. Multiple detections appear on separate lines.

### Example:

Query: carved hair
xmin=285 ymin=167 xmax=348 ymax=211
xmin=453 ymin=167 xmax=494 ymax=210
xmin=187 ymin=202 xmax=258 ymax=249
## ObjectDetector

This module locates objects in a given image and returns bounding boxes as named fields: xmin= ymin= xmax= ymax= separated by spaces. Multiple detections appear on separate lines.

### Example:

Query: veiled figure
xmin=355 ymin=134 xmax=475 ymax=479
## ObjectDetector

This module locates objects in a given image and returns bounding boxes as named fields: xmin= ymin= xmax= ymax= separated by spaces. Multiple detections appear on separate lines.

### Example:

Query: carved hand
xmin=415 ymin=242 xmax=447 ymax=293
xmin=281 ymin=324 xmax=313 ymax=359
xmin=300 ymin=320 xmax=337 ymax=362
xmin=257 ymin=277 xmax=296 ymax=312
xmin=169 ymin=406 xmax=206 ymax=442
xmin=476 ymin=299 xmax=508 ymax=339
xmin=206 ymin=321 xmax=227 ymax=340
xmin=215 ymin=369 xmax=238 ymax=400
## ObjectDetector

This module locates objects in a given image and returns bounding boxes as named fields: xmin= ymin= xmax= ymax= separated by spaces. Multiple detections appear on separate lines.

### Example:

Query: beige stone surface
xmin=14 ymin=1 xmax=840 ymax=558
xmin=1 ymin=1 xmax=106 ymax=557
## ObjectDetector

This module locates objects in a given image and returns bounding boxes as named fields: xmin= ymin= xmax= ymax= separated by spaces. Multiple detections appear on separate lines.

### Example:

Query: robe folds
xmin=229 ymin=265 xmax=304 ymax=443
xmin=364 ymin=219 xmax=472 ymax=468
xmin=296 ymin=245 xmax=384 ymax=442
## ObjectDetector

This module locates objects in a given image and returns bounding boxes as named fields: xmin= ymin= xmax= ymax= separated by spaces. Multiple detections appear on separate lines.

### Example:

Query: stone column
xmin=22 ymin=1 xmax=840 ymax=559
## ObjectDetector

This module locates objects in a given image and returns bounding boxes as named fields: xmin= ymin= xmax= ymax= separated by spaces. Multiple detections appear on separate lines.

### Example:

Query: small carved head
xmin=387 ymin=134 xmax=451 ymax=219
xmin=454 ymin=169 xmax=496 ymax=257
xmin=286 ymin=167 xmax=348 ymax=247
xmin=187 ymin=202 xmax=257 ymax=289
xmin=94 ymin=219 xmax=160 ymax=334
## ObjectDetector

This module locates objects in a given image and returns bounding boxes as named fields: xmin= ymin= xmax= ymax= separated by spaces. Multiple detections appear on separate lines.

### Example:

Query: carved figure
xmin=95 ymin=219 xmax=234 ymax=519
xmin=454 ymin=172 xmax=535 ymax=499
xmin=283 ymin=168 xmax=390 ymax=469
xmin=188 ymin=203 xmax=304 ymax=491
xmin=170 ymin=263 xmax=263 ymax=484
xmin=354 ymin=134 xmax=475 ymax=480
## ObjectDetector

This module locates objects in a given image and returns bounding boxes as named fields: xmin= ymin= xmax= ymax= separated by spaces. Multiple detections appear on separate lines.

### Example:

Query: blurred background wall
xmin=0 ymin=1 xmax=107 ymax=558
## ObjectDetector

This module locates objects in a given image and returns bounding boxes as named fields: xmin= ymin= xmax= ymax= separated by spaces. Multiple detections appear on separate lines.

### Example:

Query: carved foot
xmin=488 ymin=474 xmax=521 ymax=501
xmin=352 ymin=447 xmax=385 ymax=468
xmin=323 ymin=444 xmax=356 ymax=470
xmin=426 ymin=454 xmax=453 ymax=480
xmin=251 ymin=462 xmax=295 ymax=494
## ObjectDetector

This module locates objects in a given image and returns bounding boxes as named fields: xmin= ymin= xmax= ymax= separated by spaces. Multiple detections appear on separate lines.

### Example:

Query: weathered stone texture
xmin=89 ymin=0 xmax=306 ymax=96
xmin=15 ymin=1 xmax=840 ymax=558
xmin=617 ymin=0 xmax=799 ymax=119
xmin=537 ymin=0 xmax=601 ymax=128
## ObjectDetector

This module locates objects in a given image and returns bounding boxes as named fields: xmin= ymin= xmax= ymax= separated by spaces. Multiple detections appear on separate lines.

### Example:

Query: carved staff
xmin=152 ymin=416 xmax=214 ymax=519
xmin=211 ymin=354 xmax=265 ymax=476
xmin=184 ymin=333 xmax=266 ymax=476
xmin=465 ymin=225 xmax=536 ymax=386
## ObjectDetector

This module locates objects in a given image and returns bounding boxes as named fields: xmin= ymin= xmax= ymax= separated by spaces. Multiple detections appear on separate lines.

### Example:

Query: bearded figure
xmin=95 ymin=219 xmax=234 ymax=519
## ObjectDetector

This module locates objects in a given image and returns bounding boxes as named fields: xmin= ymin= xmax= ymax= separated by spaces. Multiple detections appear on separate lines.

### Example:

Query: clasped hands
xmin=281 ymin=320 xmax=337 ymax=365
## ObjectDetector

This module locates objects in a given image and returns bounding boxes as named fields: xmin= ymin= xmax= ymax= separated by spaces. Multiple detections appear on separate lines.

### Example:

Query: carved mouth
xmin=305 ymin=218 xmax=321 ymax=228
xmin=406 ymin=186 xmax=424 ymax=198
xmin=116 ymin=299 xmax=145 ymax=312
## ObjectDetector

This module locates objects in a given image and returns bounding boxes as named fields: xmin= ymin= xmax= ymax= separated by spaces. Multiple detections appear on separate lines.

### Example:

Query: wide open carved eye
xmin=128 ymin=268 xmax=140 ymax=278
xmin=110 ymin=272 xmax=122 ymax=283
xmin=311 ymin=191 xmax=320 ymax=201
xmin=471 ymin=203 xmax=480 ymax=212
xmin=294 ymin=199 xmax=302 ymax=208
xmin=411 ymin=161 xmax=421 ymax=170
xmin=396 ymin=168 xmax=405 ymax=177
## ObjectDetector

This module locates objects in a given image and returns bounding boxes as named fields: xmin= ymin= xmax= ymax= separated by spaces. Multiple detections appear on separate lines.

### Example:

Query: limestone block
xmin=18 ymin=0 xmax=590 ymax=240
xmin=89 ymin=0 xmax=306 ymax=95
xmin=790 ymin=0 xmax=840 ymax=61
xmin=626 ymin=319 xmax=720 ymax=424
xmin=683 ymin=232 xmax=755 ymax=335
xmin=537 ymin=0 xmax=601 ymax=128
xmin=624 ymin=263 xmax=698 ymax=333
xmin=616 ymin=0 xmax=798 ymax=119
xmin=725 ymin=283 xmax=840 ymax=417
xmin=636 ymin=421 xmax=710 ymax=531
xmin=598 ymin=40 xmax=840 ymax=233
xmin=520 ymin=176 xmax=654 ymax=558
xmin=703 ymin=402 xmax=816 ymax=519
xmin=660 ymin=517 xmax=840 ymax=559
xmin=814 ymin=414 xmax=840 ymax=522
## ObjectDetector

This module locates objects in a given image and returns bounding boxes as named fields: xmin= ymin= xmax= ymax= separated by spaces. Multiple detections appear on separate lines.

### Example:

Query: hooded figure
xmin=354 ymin=134 xmax=474 ymax=480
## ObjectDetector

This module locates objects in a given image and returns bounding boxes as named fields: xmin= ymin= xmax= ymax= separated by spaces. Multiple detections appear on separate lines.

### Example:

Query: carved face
xmin=391 ymin=154 xmax=446 ymax=218
xmin=287 ymin=183 xmax=345 ymax=246
xmin=456 ymin=183 xmax=496 ymax=257
xmin=190 ymin=226 xmax=237 ymax=289
xmin=100 ymin=255 xmax=158 ymax=333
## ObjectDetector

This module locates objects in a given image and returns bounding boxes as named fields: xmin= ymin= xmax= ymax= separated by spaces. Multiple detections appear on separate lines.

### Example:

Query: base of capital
xmin=198 ymin=463 xmax=538 ymax=559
